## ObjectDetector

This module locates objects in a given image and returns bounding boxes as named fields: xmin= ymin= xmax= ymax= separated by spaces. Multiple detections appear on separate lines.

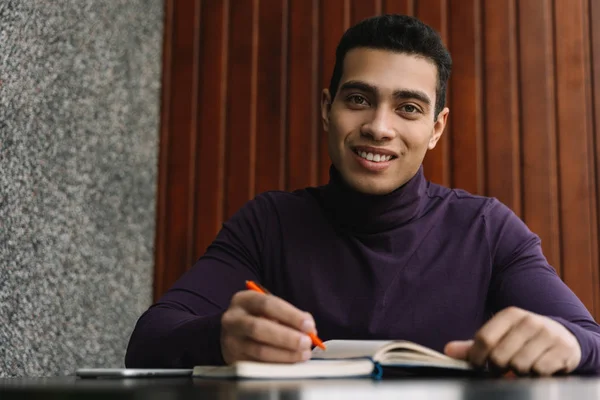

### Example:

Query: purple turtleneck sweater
xmin=125 ymin=166 xmax=600 ymax=373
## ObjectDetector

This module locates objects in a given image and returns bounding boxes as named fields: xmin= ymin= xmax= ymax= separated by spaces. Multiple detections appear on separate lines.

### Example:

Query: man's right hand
xmin=220 ymin=290 xmax=317 ymax=364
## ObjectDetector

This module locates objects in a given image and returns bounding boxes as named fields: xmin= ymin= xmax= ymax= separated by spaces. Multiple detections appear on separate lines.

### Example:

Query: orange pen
xmin=245 ymin=280 xmax=326 ymax=350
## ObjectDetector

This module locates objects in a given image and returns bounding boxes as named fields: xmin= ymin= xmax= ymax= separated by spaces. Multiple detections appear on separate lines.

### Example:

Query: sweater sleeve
xmin=125 ymin=194 xmax=275 ymax=368
xmin=485 ymin=199 xmax=600 ymax=374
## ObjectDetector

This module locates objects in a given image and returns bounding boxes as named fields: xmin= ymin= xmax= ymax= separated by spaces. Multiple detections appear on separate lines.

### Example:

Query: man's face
xmin=321 ymin=48 xmax=449 ymax=195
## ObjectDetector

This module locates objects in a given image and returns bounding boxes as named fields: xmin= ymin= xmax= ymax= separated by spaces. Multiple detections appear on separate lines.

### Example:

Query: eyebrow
xmin=338 ymin=80 xmax=432 ymax=107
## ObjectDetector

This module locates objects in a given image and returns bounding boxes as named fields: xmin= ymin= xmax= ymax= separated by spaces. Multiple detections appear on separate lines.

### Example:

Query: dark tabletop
xmin=1 ymin=376 xmax=600 ymax=399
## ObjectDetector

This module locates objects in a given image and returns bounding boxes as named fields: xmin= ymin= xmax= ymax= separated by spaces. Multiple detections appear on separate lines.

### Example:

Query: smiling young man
xmin=126 ymin=15 xmax=600 ymax=376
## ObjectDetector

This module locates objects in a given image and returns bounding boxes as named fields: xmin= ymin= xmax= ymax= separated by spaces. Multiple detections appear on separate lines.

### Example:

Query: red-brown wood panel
xmin=591 ymin=0 xmax=600 ymax=321
xmin=255 ymin=0 xmax=288 ymax=194
xmin=193 ymin=0 xmax=228 ymax=260
xmin=224 ymin=0 xmax=258 ymax=219
xmin=287 ymin=0 xmax=319 ymax=191
xmin=415 ymin=0 xmax=447 ymax=38
xmin=154 ymin=0 xmax=200 ymax=299
xmin=448 ymin=0 xmax=483 ymax=193
xmin=318 ymin=0 xmax=347 ymax=185
xmin=383 ymin=0 xmax=414 ymax=15
xmin=416 ymin=0 xmax=450 ymax=186
xmin=554 ymin=0 xmax=598 ymax=312
xmin=517 ymin=0 xmax=561 ymax=275
xmin=482 ymin=0 xmax=521 ymax=215
xmin=154 ymin=0 xmax=600 ymax=319
xmin=350 ymin=0 xmax=381 ymax=24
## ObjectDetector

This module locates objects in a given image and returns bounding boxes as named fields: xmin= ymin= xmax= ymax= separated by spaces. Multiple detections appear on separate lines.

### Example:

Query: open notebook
xmin=193 ymin=340 xmax=473 ymax=379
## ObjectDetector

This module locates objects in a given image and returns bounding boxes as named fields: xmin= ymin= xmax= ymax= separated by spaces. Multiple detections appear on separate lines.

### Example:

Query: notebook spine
xmin=370 ymin=361 xmax=383 ymax=380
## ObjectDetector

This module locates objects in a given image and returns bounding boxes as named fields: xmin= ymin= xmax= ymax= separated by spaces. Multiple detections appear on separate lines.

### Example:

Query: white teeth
xmin=356 ymin=150 xmax=392 ymax=163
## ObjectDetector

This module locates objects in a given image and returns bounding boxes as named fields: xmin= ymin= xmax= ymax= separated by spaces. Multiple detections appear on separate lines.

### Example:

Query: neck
xmin=321 ymin=165 xmax=428 ymax=234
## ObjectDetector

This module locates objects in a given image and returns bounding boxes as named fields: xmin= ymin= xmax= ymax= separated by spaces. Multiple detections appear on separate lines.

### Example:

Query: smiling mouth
xmin=352 ymin=148 xmax=397 ymax=163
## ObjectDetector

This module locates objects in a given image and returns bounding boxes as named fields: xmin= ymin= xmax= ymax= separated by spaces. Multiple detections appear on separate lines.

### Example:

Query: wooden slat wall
xmin=592 ymin=0 xmax=600 ymax=323
xmin=483 ymin=0 xmax=521 ymax=216
xmin=417 ymin=0 xmax=450 ymax=187
xmin=449 ymin=0 xmax=484 ymax=194
xmin=154 ymin=0 xmax=600 ymax=321
xmin=518 ymin=0 xmax=561 ymax=276
xmin=553 ymin=0 xmax=598 ymax=317
xmin=193 ymin=0 xmax=228 ymax=263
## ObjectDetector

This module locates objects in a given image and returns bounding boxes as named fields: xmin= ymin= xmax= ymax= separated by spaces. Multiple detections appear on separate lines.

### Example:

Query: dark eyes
xmin=345 ymin=95 xmax=422 ymax=115
xmin=400 ymin=104 xmax=419 ymax=114
xmin=347 ymin=94 xmax=369 ymax=106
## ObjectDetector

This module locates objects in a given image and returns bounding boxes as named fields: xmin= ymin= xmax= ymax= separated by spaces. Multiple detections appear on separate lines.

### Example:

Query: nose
xmin=360 ymin=107 xmax=396 ymax=142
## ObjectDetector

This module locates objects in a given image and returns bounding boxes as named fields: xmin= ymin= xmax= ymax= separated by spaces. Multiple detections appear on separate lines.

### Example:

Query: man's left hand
xmin=444 ymin=306 xmax=581 ymax=376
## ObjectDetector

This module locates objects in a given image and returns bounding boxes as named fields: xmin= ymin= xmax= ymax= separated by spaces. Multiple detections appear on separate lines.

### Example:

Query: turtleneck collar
xmin=321 ymin=165 xmax=428 ymax=235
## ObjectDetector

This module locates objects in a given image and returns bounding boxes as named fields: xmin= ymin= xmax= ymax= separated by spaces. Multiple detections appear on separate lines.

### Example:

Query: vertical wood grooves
xmin=591 ymin=0 xmax=600 ymax=321
xmin=187 ymin=0 xmax=201 ymax=268
xmin=440 ymin=0 xmax=449 ymax=187
xmin=551 ymin=0 xmax=564 ymax=279
xmin=318 ymin=0 xmax=347 ymax=184
xmin=153 ymin=0 xmax=600 ymax=320
xmin=312 ymin=0 xmax=319 ymax=185
xmin=316 ymin=0 xmax=324 ymax=184
xmin=249 ymin=0 xmax=259 ymax=199
xmin=159 ymin=0 xmax=198 ymax=295
xmin=480 ymin=0 xmax=487 ymax=196
xmin=193 ymin=0 xmax=228 ymax=260
xmin=554 ymin=0 xmax=596 ymax=311
xmin=255 ymin=0 xmax=288 ymax=195
xmin=224 ymin=0 xmax=256 ymax=218
xmin=283 ymin=0 xmax=291 ymax=191
xmin=384 ymin=0 xmax=414 ymax=15
xmin=518 ymin=0 xmax=561 ymax=275
xmin=417 ymin=0 xmax=450 ymax=186
xmin=281 ymin=0 xmax=289 ymax=190
xmin=448 ymin=0 xmax=484 ymax=194
xmin=582 ymin=0 xmax=599 ymax=321
xmin=475 ymin=0 xmax=484 ymax=195
xmin=445 ymin=0 xmax=453 ymax=188
xmin=515 ymin=0 xmax=525 ymax=223
xmin=344 ymin=0 xmax=351 ymax=29
xmin=221 ymin=2 xmax=231 ymax=225
xmin=511 ymin=0 xmax=522 ymax=218
xmin=316 ymin=0 xmax=323 ymax=184
xmin=286 ymin=0 xmax=319 ymax=190
xmin=584 ymin=0 xmax=600 ymax=322
xmin=482 ymin=0 xmax=521 ymax=215
xmin=220 ymin=0 xmax=230 ymax=227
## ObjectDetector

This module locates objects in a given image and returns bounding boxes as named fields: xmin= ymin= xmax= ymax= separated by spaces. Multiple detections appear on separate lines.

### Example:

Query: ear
xmin=321 ymin=89 xmax=332 ymax=132
xmin=428 ymin=107 xmax=449 ymax=150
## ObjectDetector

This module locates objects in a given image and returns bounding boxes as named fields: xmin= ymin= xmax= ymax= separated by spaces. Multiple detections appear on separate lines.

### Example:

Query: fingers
xmin=506 ymin=328 xmax=553 ymax=374
xmin=468 ymin=307 xmax=528 ymax=366
xmin=231 ymin=291 xmax=316 ymax=333
xmin=464 ymin=307 xmax=582 ymax=376
xmin=487 ymin=314 xmax=545 ymax=370
xmin=444 ymin=340 xmax=474 ymax=360
xmin=221 ymin=290 xmax=317 ymax=365
xmin=241 ymin=338 xmax=312 ymax=363
xmin=226 ymin=308 xmax=313 ymax=352
xmin=531 ymin=347 xmax=570 ymax=376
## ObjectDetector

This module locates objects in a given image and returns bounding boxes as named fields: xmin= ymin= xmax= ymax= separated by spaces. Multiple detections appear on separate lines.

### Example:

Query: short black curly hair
xmin=328 ymin=14 xmax=452 ymax=118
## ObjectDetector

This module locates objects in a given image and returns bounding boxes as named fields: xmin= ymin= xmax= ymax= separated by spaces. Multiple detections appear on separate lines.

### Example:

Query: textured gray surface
xmin=0 ymin=0 xmax=163 ymax=377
